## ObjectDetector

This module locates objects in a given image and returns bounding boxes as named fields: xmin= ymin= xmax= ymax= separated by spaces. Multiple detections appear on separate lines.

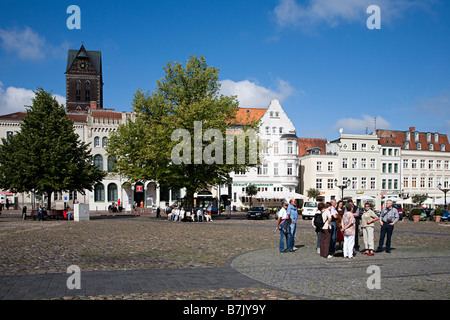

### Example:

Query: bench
xmin=23 ymin=209 xmax=64 ymax=220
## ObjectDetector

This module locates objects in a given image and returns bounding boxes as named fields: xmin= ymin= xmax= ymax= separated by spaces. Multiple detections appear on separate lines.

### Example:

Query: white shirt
xmin=278 ymin=207 xmax=288 ymax=220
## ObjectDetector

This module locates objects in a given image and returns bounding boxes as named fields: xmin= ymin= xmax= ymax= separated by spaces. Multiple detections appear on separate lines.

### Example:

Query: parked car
xmin=441 ymin=210 xmax=450 ymax=221
xmin=392 ymin=204 xmax=403 ymax=220
xmin=301 ymin=201 xmax=318 ymax=220
xmin=246 ymin=206 xmax=270 ymax=219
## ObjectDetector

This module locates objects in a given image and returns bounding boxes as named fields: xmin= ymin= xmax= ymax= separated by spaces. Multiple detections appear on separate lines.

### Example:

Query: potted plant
xmin=411 ymin=208 xmax=422 ymax=222
xmin=434 ymin=208 xmax=443 ymax=222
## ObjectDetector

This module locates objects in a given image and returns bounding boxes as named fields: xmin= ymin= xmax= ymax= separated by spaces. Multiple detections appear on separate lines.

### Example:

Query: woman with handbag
xmin=277 ymin=202 xmax=292 ymax=252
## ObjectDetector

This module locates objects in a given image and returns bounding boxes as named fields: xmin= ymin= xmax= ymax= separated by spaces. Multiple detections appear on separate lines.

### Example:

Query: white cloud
xmin=0 ymin=82 xmax=65 ymax=114
xmin=273 ymin=0 xmax=421 ymax=30
xmin=219 ymin=78 xmax=296 ymax=108
xmin=0 ymin=27 xmax=68 ymax=60
xmin=334 ymin=114 xmax=391 ymax=133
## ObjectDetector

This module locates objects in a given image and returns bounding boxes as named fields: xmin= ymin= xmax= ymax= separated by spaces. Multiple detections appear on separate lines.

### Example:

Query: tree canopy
xmin=0 ymin=88 xmax=105 ymax=209
xmin=106 ymin=55 xmax=261 ymax=206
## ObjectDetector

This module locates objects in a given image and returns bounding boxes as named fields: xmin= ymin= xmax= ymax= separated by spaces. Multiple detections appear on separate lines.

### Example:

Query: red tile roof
xmin=376 ymin=129 xmax=450 ymax=152
xmin=231 ymin=108 xmax=266 ymax=125
xmin=298 ymin=138 xmax=328 ymax=157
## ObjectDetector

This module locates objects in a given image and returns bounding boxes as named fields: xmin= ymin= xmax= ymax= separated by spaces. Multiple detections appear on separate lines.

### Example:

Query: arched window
xmin=94 ymin=154 xmax=103 ymax=170
xmin=94 ymin=136 xmax=100 ymax=147
xmin=287 ymin=141 xmax=293 ymax=154
xmin=102 ymin=137 xmax=107 ymax=147
xmin=94 ymin=183 xmax=105 ymax=202
xmin=76 ymin=80 xmax=81 ymax=102
xmin=107 ymin=183 xmax=118 ymax=202
xmin=85 ymin=81 xmax=91 ymax=102
xmin=107 ymin=156 xmax=116 ymax=173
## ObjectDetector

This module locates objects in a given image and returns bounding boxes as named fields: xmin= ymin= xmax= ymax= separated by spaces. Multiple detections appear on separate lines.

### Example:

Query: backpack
xmin=313 ymin=211 xmax=325 ymax=230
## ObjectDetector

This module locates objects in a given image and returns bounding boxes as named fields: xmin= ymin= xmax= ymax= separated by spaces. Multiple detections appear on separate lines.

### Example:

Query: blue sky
xmin=0 ymin=0 xmax=449 ymax=140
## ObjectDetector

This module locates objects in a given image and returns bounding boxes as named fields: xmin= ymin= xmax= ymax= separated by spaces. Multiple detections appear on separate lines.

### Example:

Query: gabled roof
xmin=0 ymin=112 xmax=26 ymax=121
xmin=232 ymin=108 xmax=266 ymax=125
xmin=375 ymin=129 xmax=450 ymax=152
xmin=66 ymin=45 xmax=102 ymax=74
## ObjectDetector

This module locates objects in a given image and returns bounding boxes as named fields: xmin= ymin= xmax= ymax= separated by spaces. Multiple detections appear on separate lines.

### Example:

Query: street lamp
xmin=437 ymin=183 xmax=449 ymax=210
xmin=335 ymin=178 xmax=351 ymax=201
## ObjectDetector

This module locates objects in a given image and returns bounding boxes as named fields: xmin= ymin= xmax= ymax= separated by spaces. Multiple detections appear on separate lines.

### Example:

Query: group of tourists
xmin=277 ymin=198 xmax=399 ymax=258
xmin=166 ymin=206 xmax=213 ymax=222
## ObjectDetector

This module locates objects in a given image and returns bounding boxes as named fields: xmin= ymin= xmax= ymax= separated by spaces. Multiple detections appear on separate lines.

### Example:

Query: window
xmin=351 ymin=177 xmax=357 ymax=190
xmin=444 ymin=178 xmax=449 ymax=188
xmin=370 ymin=177 xmax=376 ymax=189
xmin=316 ymin=178 xmax=323 ymax=189
xmin=429 ymin=160 xmax=434 ymax=170
xmin=415 ymin=132 xmax=419 ymax=141
xmin=342 ymin=158 xmax=348 ymax=169
xmin=411 ymin=159 xmax=417 ymax=169
xmin=275 ymin=112 xmax=279 ymax=117
xmin=361 ymin=177 xmax=367 ymax=189
xmin=361 ymin=143 xmax=367 ymax=151
xmin=352 ymin=143 xmax=357 ymax=151
xmin=274 ymin=163 xmax=279 ymax=175
xmin=279 ymin=127 xmax=284 ymax=134
xmin=427 ymin=133 xmax=431 ymax=142
xmin=76 ymin=80 xmax=81 ymax=102
xmin=85 ymin=81 xmax=91 ymax=102
xmin=403 ymin=177 xmax=409 ymax=188
xmin=411 ymin=177 xmax=417 ymax=188
xmin=272 ymin=127 xmax=276 ymax=134
xmin=435 ymin=133 xmax=439 ymax=143
xmin=441 ymin=144 xmax=446 ymax=152
xmin=445 ymin=160 xmax=449 ymax=170
xmin=420 ymin=177 xmax=425 ymax=188
xmin=316 ymin=161 xmax=322 ymax=171
xmin=351 ymin=158 xmax=357 ymax=169
xmin=94 ymin=154 xmax=103 ymax=170
xmin=428 ymin=177 xmax=434 ymax=188
xmin=287 ymin=163 xmax=293 ymax=175
xmin=94 ymin=183 xmax=105 ymax=202
xmin=406 ymin=132 xmax=411 ymax=141
xmin=270 ymin=111 xmax=273 ymax=117
xmin=361 ymin=158 xmax=367 ymax=169
xmin=382 ymin=148 xmax=387 ymax=156
xmin=403 ymin=159 xmax=409 ymax=169
xmin=388 ymin=163 xmax=392 ymax=173
xmin=287 ymin=141 xmax=293 ymax=154
xmin=429 ymin=144 xmax=434 ymax=151
xmin=382 ymin=163 xmax=387 ymax=173
xmin=327 ymin=179 xmax=334 ymax=189
xmin=6 ymin=131 xmax=13 ymax=141
xmin=437 ymin=160 xmax=442 ymax=170
xmin=388 ymin=179 xmax=392 ymax=190
xmin=273 ymin=142 xmax=279 ymax=154
xmin=420 ymin=160 xmax=426 ymax=169
xmin=394 ymin=163 xmax=399 ymax=173
xmin=382 ymin=179 xmax=387 ymax=190
xmin=107 ymin=183 xmax=118 ymax=202
xmin=328 ymin=162 xmax=333 ymax=172
xmin=388 ymin=148 xmax=393 ymax=156
xmin=262 ymin=163 xmax=268 ymax=175
xmin=417 ymin=143 xmax=422 ymax=150
xmin=265 ymin=126 xmax=270 ymax=134
xmin=94 ymin=136 xmax=100 ymax=147
xmin=404 ymin=142 xmax=409 ymax=150
xmin=370 ymin=159 xmax=376 ymax=169
xmin=261 ymin=140 xmax=268 ymax=154
xmin=102 ymin=137 xmax=107 ymax=148
xmin=394 ymin=179 xmax=399 ymax=190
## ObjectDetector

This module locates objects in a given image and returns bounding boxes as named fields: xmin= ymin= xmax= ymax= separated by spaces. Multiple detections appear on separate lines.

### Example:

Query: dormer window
xmin=406 ymin=132 xmax=411 ymax=141
xmin=441 ymin=144 xmax=446 ymax=152
xmin=435 ymin=133 xmax=439 ymax=143
xmin=404 ymin=142 xmax=409 ymax=150
xmin=427 ymin=133 xmax=431 ymax=142
xmin=417 ymin=142 xmax=422 ymax=150
xmin=415 ymin=132 xmax=419 ymax=141
xmin=429 ymin=144 xmax=434 ymax=151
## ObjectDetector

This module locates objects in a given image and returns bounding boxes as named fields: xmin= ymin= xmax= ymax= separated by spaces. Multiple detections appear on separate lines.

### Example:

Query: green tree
xmin=246 ymin=184 xmax=258 ymax=207
xmin=0 ymin=88 xmax=105 ymax=209
xmin=307 ymin=188 xmax=321 ymax=201
xmin=412 ymin=193 xmax=429 ymax=207
xmin=106 ymin=56 xmax=260 ymax=206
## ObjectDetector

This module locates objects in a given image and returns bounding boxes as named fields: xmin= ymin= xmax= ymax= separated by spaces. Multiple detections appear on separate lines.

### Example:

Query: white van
xmin=301 ymin=201 xmax=318 ymax=220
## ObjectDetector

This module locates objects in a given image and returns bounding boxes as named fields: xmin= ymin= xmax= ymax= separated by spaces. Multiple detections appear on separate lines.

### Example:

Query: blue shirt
xmin=287 ymin=204 xmax=298 ymax=223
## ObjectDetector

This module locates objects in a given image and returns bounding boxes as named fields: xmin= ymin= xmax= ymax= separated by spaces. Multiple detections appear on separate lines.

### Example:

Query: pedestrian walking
xmin=311 ymin=207 xmax=321 ymax=253
xmin=361 ymin=203 xmax=379 ymax=256
xmin=342 ymin=203 xmax=356 ymax=259
xmin=37 ymin=205 xmax=44 ymax=221
xmin=287 ymin=198 xmax=298 ymax=251
xmin=376 ymin=200 xmax=399 ymax=253
xmin=140 ymin=201 xmax=144 ymax=214
xmin=277 ymin=202 xmax=292 ymax=252
xmin=318 ymin=203 xmax=332 ymax=258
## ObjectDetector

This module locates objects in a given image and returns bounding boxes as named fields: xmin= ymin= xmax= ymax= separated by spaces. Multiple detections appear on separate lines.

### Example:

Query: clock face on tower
xmin=77 ymin=60 xmax=88 ymax=71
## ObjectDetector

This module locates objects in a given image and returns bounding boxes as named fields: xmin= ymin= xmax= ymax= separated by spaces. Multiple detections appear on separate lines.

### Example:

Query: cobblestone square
xmin=0 ymin=211 xmax=449 ymax=300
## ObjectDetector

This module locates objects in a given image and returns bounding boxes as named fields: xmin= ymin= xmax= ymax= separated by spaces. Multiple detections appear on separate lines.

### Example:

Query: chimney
xmin=409 ymin=127 xmax=415 ymax=132
xmin=90 ymin=101 xmax=97 ymax=109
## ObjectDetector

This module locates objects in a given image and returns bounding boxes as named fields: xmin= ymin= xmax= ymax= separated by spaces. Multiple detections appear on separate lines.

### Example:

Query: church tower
xmin=65 ymin=45 xmax=103 ymax=112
